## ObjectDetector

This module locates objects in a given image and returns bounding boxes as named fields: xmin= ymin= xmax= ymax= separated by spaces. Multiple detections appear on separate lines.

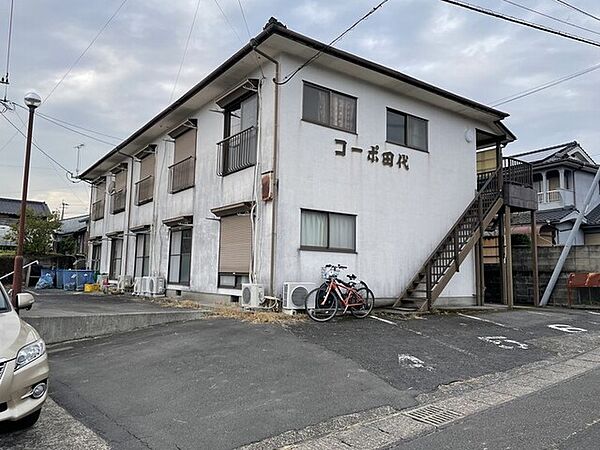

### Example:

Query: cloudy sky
xmin=0 ymin=0 xmax=598 ymax=216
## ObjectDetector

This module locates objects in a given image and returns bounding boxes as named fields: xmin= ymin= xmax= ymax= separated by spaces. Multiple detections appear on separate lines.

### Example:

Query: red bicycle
xmin=304 ymin=264 xmax=374 ymax=322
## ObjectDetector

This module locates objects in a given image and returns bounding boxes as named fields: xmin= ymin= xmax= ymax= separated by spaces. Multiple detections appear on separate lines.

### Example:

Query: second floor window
xmin=386 ymin=108 xmax=428 ymax=152
xmin=217 ymin=93 xmax=258 ymax=176
xmin=303 ymin=82 xmax=357 ymax=133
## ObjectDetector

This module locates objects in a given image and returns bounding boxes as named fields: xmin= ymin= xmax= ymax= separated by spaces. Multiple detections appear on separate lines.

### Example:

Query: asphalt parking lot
xmin=3 ymin=307 xmax=600 ymax=449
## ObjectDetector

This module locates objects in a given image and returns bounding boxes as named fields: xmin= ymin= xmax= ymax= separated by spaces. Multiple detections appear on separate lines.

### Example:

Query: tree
xmin=57 ymin=236 xmax=78 ymax=256
xmin=6 ymin=209 xmax=61 ymax=256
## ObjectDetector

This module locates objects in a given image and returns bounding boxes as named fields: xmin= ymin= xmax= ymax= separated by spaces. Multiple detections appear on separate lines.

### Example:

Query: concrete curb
xmin=24 ymin=310 xmax=209 ymax=344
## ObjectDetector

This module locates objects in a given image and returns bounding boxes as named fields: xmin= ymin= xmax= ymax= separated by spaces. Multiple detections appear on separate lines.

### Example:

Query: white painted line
xmin=478 ymin=336 xmax=528 ymax=350
xmin=588 ymin=311 xmax=600 ymax=316
xmin=526 ymin=311 xmax=554 ymax=316
xmin=370 ymin=315 xmax=397 ymax=326
xmin=548 ymin=324 xmax=587 ymax=334
xmin=398 ymin=354 xmax=434 ymax=371
xmin=458 ymin=313 xmax=508 ymax=328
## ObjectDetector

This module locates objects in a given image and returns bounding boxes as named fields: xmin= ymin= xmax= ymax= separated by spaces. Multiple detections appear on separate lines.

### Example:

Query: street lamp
xmin=11 ymin=91 xmax=41 ymax=310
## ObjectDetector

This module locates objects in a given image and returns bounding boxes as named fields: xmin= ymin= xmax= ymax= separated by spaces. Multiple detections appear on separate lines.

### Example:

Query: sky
xmin=0 ymin=0 xmax=599 ymax=216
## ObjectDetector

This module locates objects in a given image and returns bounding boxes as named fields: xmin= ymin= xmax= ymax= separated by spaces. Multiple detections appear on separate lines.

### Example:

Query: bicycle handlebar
xmin=324 ymin=264 xmax=348 ymax=270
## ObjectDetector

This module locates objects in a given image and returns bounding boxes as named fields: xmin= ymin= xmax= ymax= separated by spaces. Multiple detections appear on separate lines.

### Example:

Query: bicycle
xmin=304 ymin=264 xmax=374 ymax=322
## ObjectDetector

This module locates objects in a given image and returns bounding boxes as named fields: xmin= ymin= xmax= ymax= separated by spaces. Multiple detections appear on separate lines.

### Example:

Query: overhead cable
xmin=552 ymin=0 xmax=600 ymax=24
xmin=169 ymin=0 xmax=202 ymax=102
xmin=43 ymin=0 xmax=129 ymax=104
xmin=274 ymin=0 xmax=390 ymax=86
xmin=501 ymin=0 xmax=600 ymax=37
xmin=440 ymin=0 xmax=600 ymax=48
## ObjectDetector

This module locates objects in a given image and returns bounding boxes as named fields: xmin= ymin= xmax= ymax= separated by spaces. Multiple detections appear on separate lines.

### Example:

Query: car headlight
xmin=15 ymin=339 xmax=45 ymax=371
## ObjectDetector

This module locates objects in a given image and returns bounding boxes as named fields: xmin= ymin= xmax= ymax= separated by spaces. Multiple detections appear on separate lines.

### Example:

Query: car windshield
xmin=0 ymin=282 xmax=10 ymax=312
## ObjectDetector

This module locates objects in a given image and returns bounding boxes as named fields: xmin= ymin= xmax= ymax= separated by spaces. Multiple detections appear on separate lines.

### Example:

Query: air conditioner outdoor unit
xmin=117 ymin=275 xmax=133 ymax=291
xmin=283 ymin=282 xmax=316 ymax=311
xmin=133 ymin=277 xmax=143 ymax=295
xmin=148 ymin=276 xmax=166 ymax=296
xmin=241 ymin=284 xmax=264 ymax=308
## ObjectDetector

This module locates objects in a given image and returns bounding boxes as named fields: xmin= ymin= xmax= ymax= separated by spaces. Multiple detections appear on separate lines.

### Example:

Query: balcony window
xmin=110 ymin=170 xmax=127 ymax=214
xmin=92 ymin=199 xmax=105 ymax=221
xmin=169 ymin=127 xmax=196 ymax=193
xmin=217 ymin=93 xmax=258 ymax=176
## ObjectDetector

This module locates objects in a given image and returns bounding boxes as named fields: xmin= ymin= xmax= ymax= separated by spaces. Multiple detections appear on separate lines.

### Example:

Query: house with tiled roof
xmin=0 ymin=198 xmax=51 ymax=226
xmin=508 ymin=142 xmax=600 ymax=246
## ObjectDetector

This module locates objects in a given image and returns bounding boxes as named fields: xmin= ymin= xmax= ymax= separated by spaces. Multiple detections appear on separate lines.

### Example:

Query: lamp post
xmin=11 ymin=91 xmax=41 ymax=309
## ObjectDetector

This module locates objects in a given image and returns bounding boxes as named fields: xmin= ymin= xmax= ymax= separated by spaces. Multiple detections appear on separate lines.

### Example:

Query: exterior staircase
xmin=393 ymin=167 xmax=505 ymax=311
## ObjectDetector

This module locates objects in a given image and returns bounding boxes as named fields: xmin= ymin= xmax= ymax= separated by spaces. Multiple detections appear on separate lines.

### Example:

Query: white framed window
xmin=300 ymin=209 xmax=356 ymax=252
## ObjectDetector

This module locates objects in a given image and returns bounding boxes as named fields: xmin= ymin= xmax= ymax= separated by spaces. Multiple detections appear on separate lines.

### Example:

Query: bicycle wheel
xmin=350 ymin=285 xmax=374 ymax=318
xmin=305 ymin=284 xmax=338 ymax=322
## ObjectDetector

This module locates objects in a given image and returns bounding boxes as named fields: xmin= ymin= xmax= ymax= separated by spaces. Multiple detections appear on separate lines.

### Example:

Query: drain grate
xmin=403 ymin=404 xmax=464 ymax=427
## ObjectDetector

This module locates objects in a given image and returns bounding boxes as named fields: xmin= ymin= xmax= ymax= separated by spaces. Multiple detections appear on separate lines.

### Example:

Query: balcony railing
xmin=91 ymin=199 xmax=104 ymax=221
xmin=537 ymin=189 xmax=575 ymax=207
xmin=502 ymin=157 xmax=533 ymax=187
xmin=135 ymin=176 xmax=154 ymax=205
xmin=217 ymin=126 xmax=257 ymax=176
xmin=110 ymin=189 xmax=127 ymax=214
xmin=169 ymin=156 xmax=195 ymax=193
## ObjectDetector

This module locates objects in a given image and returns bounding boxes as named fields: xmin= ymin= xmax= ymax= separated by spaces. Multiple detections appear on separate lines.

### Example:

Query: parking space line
xmin=370 ymin=315 xmax=397 ymax=326
xmin=457 ymin=313 xmax=509 ymax=329
xmin=588 ymin=311 xmax=600 ymax=316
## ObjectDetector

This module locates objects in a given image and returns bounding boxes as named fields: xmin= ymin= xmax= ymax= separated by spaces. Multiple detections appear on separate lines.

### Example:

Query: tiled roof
xmin=512 ymin=207 xmax=576 ymax=225
xmin=57 ymin=215 xmax=89 ymax=235
xmin=508 ymin=141 xmax=596 ymax=166
xmin=585 ymin=203 xmax=600 ymax=225
xmin=0 ymin=198 xmax=51 ymax=217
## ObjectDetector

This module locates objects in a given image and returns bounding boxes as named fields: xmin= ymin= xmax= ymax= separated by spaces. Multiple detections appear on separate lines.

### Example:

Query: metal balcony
xmin=217 ymin=126 xmax=257 ymax=176
xmin=168 ymin=156 xmax=195 ymax=193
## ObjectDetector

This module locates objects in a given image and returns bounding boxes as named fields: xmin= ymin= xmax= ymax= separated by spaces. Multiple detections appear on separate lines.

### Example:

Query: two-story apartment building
xmin=81 ymin=18 xmax=521 ymax=307
xmin=508 ymin=142 xmax=600 ymax=246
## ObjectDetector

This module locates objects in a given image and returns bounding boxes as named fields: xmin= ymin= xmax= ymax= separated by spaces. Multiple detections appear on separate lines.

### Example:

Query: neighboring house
xmin=80 ymin=18 xmax=530 ymax=308
xmin=508 ymin=142 xmax=599 ymax=246
xmin=0 ymin=197 xmax=51 ymax=226
xmin=54 ymin=214 xmax=89 ymax=256
xmin=0 ymin=225 xmax=14 ymax=251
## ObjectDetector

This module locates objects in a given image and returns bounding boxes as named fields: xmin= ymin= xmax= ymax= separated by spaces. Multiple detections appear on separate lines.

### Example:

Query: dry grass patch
xmin=137 ymin=297 xmax=207 ymax=310
xmin=212 ymin=305 xmax=307 ymax=324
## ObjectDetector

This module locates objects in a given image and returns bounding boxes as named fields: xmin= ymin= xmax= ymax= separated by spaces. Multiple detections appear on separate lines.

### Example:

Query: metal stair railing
xmin=395 ymin=167 xmax=503 ymax=309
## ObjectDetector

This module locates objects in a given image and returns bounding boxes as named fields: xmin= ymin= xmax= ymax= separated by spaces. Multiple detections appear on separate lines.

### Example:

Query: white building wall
xmin=273 ymin=54 xmax=484 ymax=302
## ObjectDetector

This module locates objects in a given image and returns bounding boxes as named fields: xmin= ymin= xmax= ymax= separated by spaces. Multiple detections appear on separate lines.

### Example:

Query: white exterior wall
xmin=273 ymin=54 xmax=484 ymax=301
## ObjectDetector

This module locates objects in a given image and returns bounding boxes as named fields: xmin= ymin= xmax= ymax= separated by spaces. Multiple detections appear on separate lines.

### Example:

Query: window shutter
xmin=218 ymin=214 xmax=252 ymax=273
xmin=140 ymin=154 xmax=155 ymax=179
xmin=174 ymin=129 xmax=196 ymax=163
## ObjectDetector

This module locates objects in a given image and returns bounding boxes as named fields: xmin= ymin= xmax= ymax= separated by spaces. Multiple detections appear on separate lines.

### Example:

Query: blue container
xmin=39 ymin=268 xmax=56 ymax=286
xmin=62 ymin=270 xmax=96 ymax=291
xmin=56 ymin=269 xmax=64 ymax=289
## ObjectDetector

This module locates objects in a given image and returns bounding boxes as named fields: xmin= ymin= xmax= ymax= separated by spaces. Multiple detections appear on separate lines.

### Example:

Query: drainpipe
xmin=252 ymin=45 xmax=280 ymax=296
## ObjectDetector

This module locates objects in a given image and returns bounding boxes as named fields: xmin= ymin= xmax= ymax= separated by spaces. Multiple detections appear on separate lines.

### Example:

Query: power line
xmin=36 ymin=111 xmax=123 ymax=140
xmin=170 ymin=0 xmax=202 ymax=103
xmin=213 ymin=0 xmax=244 ymax=44
xmin=43 ymin=0 xmax=129 ymax=104
xmin=440 ymin=0 xmax=600 ymax=48
xmin=0 ymin=111 xmax=73 ymax=175
xmin=237 ymin=0 xmax=252 ymax=39
xmin=34 ymin=111 xmax=118 ymax=146
xmin=501 ymin=0 xmax=600 ymax=37
xmin=489 ymin=61 xmax=600 ymax=107
xmin=552 ymin=0 xmax=600 ymax=24
xmin=1 ymin=0 xmax=14 ymax=100
xmin=275 ymin=0 xmax=390 ymax=86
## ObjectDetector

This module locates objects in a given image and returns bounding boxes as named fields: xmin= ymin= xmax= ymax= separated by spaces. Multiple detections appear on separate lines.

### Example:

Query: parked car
xmin=0 ymin=282 xmax=49 ymax=430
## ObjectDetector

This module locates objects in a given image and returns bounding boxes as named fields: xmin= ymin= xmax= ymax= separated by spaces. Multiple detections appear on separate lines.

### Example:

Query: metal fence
xmin=135 ymin=176 xmax=154 ymax=205
xmin=91 ymin=199 xmax=105 ymax=221
xmin=110 ymin=189 xmax=127 ymax=214
xmin=168 ymin=156 xmax=195 ymax=193
xmin=217 ymin=126 xmax=257 ymax=176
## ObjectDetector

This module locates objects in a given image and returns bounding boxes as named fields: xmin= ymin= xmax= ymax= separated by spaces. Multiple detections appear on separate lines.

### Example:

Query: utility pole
xmin=60 ymin=200 xmax=69 ymax=220
xmin=11 ymin=91 xmax=41 ymax=309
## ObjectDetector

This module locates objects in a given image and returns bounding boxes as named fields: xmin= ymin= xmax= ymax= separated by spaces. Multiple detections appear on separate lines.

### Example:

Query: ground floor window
xmin=300 ymin=209 xmax=356 ymax=252
xmin=90 ymin=242 xmax=101 ymax=271
xmin=168 ymin=228 xmax=192 ymax=285
xmin=134 ymin=233 xmax=150 ymax=277
xmin=109 ymin=237 xmax=123 ymax=279
xmin=218 ymin=213 xmax=252 ymax=288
